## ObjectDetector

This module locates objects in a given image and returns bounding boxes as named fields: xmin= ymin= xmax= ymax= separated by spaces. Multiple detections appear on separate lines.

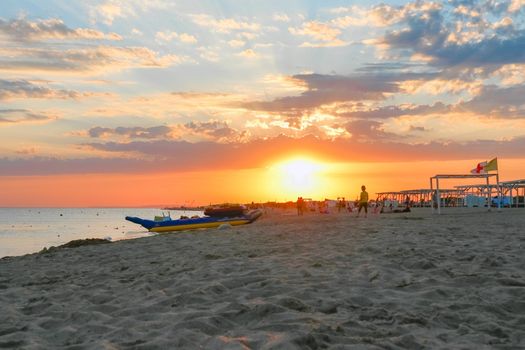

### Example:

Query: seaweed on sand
xmin=40 ymin=238 xmax=111 ymax=254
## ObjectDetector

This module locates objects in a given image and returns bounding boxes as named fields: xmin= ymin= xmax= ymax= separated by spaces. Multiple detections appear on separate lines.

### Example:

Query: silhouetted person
xmin=297 ymin=197 xmax=304 ymax=216
xmin=356 ymin=185 xmax=369 ymax=218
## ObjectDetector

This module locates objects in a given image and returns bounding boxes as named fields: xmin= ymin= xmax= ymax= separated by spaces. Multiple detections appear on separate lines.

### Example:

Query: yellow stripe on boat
xmin=149 ymin=219 xmax=251 ymax=233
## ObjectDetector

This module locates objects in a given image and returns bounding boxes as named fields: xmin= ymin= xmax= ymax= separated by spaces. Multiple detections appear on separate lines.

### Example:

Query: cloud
xmin=90 ymin=0 xmax=173 ymax=25
xmin=197 ymin=47 xmax=220 ymax=62
xmin=289 ymin=21 xmax=346 ymax=47
xmin=458 ymin=84 xmax=525 ymax=118
xmin=331 ymin=6 xmax=394 ymax=28
xmin=92 ymin=1 xmax=124 ymax=25
xmin=492 ymin=16 xmax=514 ymax=31
xmin=237 ymin=32 xmax=258 ymax=40
xmin=155 ymin=31 xmax=197 ymax=44
xmin=82 ymin=135 xmax=525 ymax=167
xmin=80 ymin=91 xmax=244 ymax=121
xmin=0 ymin=17 xmax=122 ymax=41
xmin=0 ymin=79 xmax=99 ymax=100
xmin=181 ymin=120 xmax=242 ymax=142
xmin=453 ymin=5 xmax=481 ymax=18
xmin=331 ymin=2 xmax=443 ymax=28
xmin=492 ymin=63 xmax=525 ymax=85
xmin=508 ymin=0 xmax=525 ymax=12
xmin=409 ymin=125 xmax=428 ymax=132
xmin=0 ymin=109 xmax=56 ymax=125
xmin=131 ymin=28 xmax=143 ymax=36
xmin=356 ymin=62 xmax=425 ymax=72
xmin=237 ymin=49 xmax=258 ymax=58
xmin=273 ymin=13 xmax=291 ymax=22
xmin=0 ymin=16 xmax=191 ymax=77
xmin=341 ymin=84 xmax=525 ymax=120
xmin=340 ymin=102 xmax=451 ymax=119
xmin=88 ymin=125 xmax=173 ymax=139
xmin=0 ymin=46 xmax=189 ymax=75
xmin=298 ymin=41 xmax=347 ymax=48
xmin=15 ymin=147 xmax=38 ymax=155
xmin=345 ymin=119 xmax=399 ymax=141
xmin=178 ymin=33 xmax=198 ymax=44
xmin=227 ymin=39 xmax=245 ymax=48
xmin=87 ymin=120 xmax=244 ymax=143
xmin=3 ymin=134 xmax=525 ymax=175
xmin=190 ymin=14 xmax=260 ymax=33
xmin=243 ymin=73 xmax=400 ymax=112
xmin=370 ymin=1 xmax=525 ymax=70
xmin=398 ymin=78 xmax=483 ymax=95
xmin=438 ymin=35 xmax=525 ymax=67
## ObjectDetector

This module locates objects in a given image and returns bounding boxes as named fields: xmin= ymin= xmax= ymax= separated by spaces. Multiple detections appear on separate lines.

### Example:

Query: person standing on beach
xmin=356 ymin=185 xmax=369 ymax=218
xmin=297 ymin=197 xmax=304 ymax=216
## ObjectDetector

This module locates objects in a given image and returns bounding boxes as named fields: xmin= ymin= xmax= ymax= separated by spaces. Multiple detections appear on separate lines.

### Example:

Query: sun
xmin=269 ymin=157 xmax=326 ymax=199
xmin=280 ymin=159 xmax=319 ymax=183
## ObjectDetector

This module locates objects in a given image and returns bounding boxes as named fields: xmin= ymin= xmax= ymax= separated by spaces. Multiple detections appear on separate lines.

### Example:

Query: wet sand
xmin=1 ymin=208 xmax=524 ymax=349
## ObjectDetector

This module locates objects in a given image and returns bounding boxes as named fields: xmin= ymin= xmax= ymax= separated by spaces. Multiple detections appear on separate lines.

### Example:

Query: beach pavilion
xmin=430 ymin=174 xmax=501 ymax=214
xmin=454 ymin=181 xmax=525 ymax=208
xmin=375 ymin=189 xmax=463 ymax=208
xmin=497 ymin=179 xmax=525 ymax=207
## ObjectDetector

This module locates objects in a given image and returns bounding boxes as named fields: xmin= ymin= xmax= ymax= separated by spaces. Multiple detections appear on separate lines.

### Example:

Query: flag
xmin=470 ymin=161 xmax=487 ymax=174
xmin=484 ymin=157 xmax=498 ymax=172
xmin=470 ymin=157 xmax=498 ymax=174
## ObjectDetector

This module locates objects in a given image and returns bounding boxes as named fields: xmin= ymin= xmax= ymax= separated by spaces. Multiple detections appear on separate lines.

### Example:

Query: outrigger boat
xmin=125 ymin=209 xmax=262 ymax=233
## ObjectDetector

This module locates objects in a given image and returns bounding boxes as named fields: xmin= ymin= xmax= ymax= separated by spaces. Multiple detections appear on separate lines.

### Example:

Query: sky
xmin=1 ymin=0 xmax=525 ymax=206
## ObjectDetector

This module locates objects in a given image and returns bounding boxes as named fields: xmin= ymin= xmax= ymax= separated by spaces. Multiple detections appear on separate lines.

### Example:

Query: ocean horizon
xmin=0 ymin=207 xmax=203 ymax=258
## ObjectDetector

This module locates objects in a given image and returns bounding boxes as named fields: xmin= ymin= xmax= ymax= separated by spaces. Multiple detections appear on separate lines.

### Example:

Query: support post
xmin=496 ymin=173 xmax=501 ymax=211
xmin=436 ymin=178 xmax=441 ymax=215
xmin=486 ymin=175 xmax=491 ymax=211
xmin=430 ymin=178 xmax=434 ymax=214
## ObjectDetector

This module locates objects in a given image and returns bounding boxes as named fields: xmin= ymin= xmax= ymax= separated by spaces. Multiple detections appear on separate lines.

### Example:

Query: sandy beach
xmin=1 ymin=208 xmax=524 ymax=349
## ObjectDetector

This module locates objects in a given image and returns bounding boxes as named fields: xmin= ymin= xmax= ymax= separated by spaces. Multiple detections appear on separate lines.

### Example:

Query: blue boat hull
xmin=126 ymin=209 xmax=262 ymax=233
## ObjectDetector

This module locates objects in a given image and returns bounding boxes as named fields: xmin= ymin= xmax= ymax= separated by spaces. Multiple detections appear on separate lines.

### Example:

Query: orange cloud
xmin=0 ymin=46 xmax=190 ymax=75
xmin=90 ymin=0 xmax=173 ymax=25
xmin=155 ymin=31 xmax=197 ymax=44
xmin=4 ymin=135 xmax=525 ymax=178
xmin=0 ymin=79 xmax=112 ymax=100
xmin=0 ymin=17 xmax=122 ymax=41
xmin=190 ymin=14 xmax=261 ymax=33
xmin=509 ymin=0 xmax=525 ymax=12
xmin=237 ymin=49 xmax=258 ymax=58
xmin=289 ymin=21 xmax=346 ymax=47
xmin=0 ymin=109 xmax=58 ymax=125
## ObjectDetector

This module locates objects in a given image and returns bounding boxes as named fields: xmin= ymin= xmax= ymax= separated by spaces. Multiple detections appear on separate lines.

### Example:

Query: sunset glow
xmin=1 ymin=0 xmax=525 ymax=206
xmin=269 ymin=158 xmax=327 ymax=199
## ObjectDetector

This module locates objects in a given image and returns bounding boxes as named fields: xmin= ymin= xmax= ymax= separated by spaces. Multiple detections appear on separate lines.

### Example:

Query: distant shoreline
xmin=162 ymin=206 xmax=204 ymax=211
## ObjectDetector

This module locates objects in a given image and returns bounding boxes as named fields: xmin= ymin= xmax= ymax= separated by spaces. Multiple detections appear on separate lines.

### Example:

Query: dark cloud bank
xmin=2 ymin=135 xmax=525 ymax=176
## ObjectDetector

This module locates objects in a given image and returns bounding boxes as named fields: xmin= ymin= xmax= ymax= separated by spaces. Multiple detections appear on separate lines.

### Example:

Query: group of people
xmin=296 ymin=185 xmax=414 ymax=217
xmin=296 ymin=185 xmax=370 ymax=217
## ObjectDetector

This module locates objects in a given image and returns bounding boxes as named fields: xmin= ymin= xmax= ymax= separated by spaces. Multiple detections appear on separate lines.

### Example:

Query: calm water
xmin=0 ymin=208 xmax=203 ymax=258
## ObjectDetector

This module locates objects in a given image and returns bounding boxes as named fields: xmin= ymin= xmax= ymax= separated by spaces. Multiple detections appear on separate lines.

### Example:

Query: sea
xmin=0 ymin=208 xmax=203 ymax=258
